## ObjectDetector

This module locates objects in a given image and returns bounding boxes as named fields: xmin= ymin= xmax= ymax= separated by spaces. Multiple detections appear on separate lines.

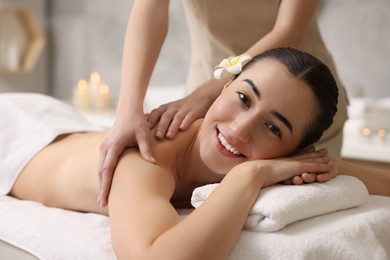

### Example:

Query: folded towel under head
xmin=191 ymin=175 xmax=369 ymax=232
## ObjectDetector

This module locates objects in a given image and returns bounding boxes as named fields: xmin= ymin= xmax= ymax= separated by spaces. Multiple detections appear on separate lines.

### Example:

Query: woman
xmin=98 ymin=1 xmax=349 ymax=203
xmin=6 ymin=48 xmax=340 ymax=259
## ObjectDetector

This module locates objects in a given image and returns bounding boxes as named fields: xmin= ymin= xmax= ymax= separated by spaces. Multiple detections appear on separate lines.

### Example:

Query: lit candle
xmin=377 ymin=129 xmax=386 ymax=138
xmin=89 ymin=71 xmax=101 ymax=109
xmin=88 ymin=71 xmax=112 ymax=110
xmin=96 ymin=83 xmax=112 ymax=109
xmin=72 ymin=79 xmax=90 ymax=108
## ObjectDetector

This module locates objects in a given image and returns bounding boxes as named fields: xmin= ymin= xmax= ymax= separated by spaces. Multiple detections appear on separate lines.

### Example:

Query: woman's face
xmin=199 ymin=58 xmax=317 ymax=174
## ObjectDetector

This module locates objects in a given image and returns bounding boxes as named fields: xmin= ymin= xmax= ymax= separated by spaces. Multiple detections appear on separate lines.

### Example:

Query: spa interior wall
xmin=1 ymin=0 xmax=388 ymax=101
xmin=0 ymin=0 xmax=48 ymax=93
xmin=0 ymin=0 xmax=388 ymax=164
xmin=47 ymin=0 xmax=390 ymax=166
xmin=44 ymin=0 xmax=390 ymax=101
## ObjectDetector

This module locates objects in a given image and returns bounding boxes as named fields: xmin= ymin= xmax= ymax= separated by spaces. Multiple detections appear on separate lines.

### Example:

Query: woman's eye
xmin=267 ymin=123 xmax=282 ymax=138
xmin=237 ymin=91 xmax=250 ymax=107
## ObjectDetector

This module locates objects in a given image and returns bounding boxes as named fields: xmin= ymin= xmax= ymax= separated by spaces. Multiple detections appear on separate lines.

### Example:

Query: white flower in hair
xmin=213 ymin=53 xmax=252 ymax=79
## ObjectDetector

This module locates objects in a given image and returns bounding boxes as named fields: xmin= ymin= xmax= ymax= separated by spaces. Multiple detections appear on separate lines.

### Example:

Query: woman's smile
xmin=198 ymin=57 xmax=322 ymax=174
xmin=215 ymin=129 xmax=245 ymax=158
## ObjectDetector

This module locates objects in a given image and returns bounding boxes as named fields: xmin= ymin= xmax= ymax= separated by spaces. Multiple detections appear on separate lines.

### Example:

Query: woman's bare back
xmin=10 ymin=120 xmax=207 ymax=215
xmin=10 ymin=132 xmax=109 ymax=215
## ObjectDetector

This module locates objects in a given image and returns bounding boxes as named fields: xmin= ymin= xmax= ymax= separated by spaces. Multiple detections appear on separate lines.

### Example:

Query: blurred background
xmin=0 ymin=0 xmax=389 ymax=100
xmin=0 ymin=0 xmax=389 ymax=162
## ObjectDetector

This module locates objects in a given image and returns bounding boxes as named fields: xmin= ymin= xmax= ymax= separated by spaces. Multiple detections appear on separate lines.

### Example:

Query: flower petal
xmin=213 ymin=68 xmax=224 ymax=79
xmin=225 ymin=64 xmax=243 ymax=75
xmin=213 ymin=53 xmax=252 ymax=79
xmin=237 ymin=53 xmax=252 ymax=63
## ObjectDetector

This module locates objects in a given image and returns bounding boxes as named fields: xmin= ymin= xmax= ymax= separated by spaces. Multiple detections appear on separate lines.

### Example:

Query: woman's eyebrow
xmin=271 ymin=110 xmax=293 ymax=134
xmin=243 ymin=78 xmax=293 ymax=134
xmin=243 ymin=79 xmax=260 ymax=97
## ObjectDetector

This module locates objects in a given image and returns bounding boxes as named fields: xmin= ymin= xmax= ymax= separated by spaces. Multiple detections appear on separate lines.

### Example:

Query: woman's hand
xmin=229 ymin=152 xmax=336 ymax=189
xmin=279 ymin=147 xmax=338 ymax=185
xmin=98 ymin=113 xmax=155 ymax=207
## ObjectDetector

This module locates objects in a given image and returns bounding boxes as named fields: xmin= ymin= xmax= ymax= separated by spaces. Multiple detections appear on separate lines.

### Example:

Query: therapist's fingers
xmin=164 ymin=106 xmax=202 ymax=138
xmin=148 ymin=105 xmax=166 ymax=129
xmin=154 ymin=107 xmax=176 ymax=139
xmin=179 ymin=110 xmax=201 ymax=131
xmin=165 ymin=112 xmax=186 ymax=139
xmin=136 ymin=128 xmax=156 ymax=163
xmin=98 ymin=144 xmax=124 ymax=207
xmin=166 ymin=107 xmax=206 ymax=138
xmin=98 ymin=147 xmax=107 ymax=185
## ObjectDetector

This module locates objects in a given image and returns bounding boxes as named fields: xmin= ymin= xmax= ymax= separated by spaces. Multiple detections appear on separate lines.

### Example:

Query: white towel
xmin=1 ymin=194 xmax=389 ymax=260
xmin=191 ymin=175 xmax=369 ymax=232
xmin=0 ymin=196 xmax=116 ymax=260
xmin=0 ymin=93 xmax=102 ymax=195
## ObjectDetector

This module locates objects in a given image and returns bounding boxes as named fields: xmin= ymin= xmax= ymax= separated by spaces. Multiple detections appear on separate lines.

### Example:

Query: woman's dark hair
xmin=237 ymin=47 xmax=338 ymax=150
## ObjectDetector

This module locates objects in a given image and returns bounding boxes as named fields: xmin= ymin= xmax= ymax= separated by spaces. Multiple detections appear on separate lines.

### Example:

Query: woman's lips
xmin=215 ymin=129 xmax=244 ymax=158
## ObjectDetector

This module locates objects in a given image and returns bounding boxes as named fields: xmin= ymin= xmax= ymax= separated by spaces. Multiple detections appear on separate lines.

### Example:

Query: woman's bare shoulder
xmin=115 ymin=148 xmax=176 ymax=195
xmin=111 ymin=119 xmax=203 ymax=200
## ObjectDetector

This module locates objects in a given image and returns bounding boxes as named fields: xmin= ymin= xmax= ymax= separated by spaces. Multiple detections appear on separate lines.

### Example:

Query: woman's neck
xmin=149 ymin=119 xmax=223 ymax=204
xmin=174 ymin=120 xmax=224 ymax=187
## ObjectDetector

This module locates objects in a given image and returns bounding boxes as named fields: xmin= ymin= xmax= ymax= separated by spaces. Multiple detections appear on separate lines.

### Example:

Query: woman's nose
xmin=229 ymin=116 xmax=254 ymax=143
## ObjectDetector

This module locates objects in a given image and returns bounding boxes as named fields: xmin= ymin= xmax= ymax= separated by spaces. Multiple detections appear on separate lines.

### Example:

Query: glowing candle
xmin=377 ymin=129 xmax=386 ymax=138
xmin=96 ymin=83 xmax=112 ymax=109
xmin=89 ymin=71 xmax=101 ymax=108
xmin=362 ymin=127 xmax=371 ymax=137
xmin=72 ymin=79 xmax=90 ymax=108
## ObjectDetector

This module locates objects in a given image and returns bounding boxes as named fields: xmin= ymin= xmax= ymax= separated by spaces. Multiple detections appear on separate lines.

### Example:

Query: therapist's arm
xmin=98 ymin=0 xmax=170 ymax=207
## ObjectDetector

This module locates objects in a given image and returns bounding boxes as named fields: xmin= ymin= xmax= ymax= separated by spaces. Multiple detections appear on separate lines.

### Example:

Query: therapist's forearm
xmin=117 ymin=0 xmax=169 ymax=116
xmin=190 ymin=73 xmax=230 ymax=103
xmin=246 ymin=0 xmax=318 ymax=57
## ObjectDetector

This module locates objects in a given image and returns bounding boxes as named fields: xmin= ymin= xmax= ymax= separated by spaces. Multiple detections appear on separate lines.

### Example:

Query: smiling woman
xmin=6 ymin=48 xmax=340 ymax=259
xmin=239 ymin=48 xmax=339 ymax=151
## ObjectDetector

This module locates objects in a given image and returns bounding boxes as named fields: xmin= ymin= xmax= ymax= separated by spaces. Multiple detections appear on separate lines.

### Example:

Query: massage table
xmin=1 ymin=88 xmax=389 ymax=259
xmin=0 ymin=191 xmax=390 ymax=259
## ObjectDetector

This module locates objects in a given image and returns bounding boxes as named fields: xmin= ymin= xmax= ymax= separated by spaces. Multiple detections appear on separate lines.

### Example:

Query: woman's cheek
xmin=212 ymin=98 xmax=237 ymax=118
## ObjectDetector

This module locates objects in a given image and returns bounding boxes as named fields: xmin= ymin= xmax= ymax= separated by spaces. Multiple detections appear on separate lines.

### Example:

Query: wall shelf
xmin=0 ymin=5 xmax=46 ymax=74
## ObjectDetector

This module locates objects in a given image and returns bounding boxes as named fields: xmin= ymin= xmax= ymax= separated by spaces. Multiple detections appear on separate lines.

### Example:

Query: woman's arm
xmin=109 ymin=153 xmax=334 ymax=259
xmin=333 ymin=159 xmax=390 ymax=196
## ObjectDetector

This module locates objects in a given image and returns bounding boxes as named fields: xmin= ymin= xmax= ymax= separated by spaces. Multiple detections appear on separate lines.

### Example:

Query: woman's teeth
xmin=218 ymin=133 xmax=241 ymax=155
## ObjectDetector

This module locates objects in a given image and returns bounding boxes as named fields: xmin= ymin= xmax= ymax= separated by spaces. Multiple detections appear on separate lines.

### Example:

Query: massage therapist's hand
xmin=98 ymin=112 xmax=155 ymax=207
xmin=280 ymin=147 xmax=338 ymax=185
xmin=148 ymin=79 xmax=222 ymax=139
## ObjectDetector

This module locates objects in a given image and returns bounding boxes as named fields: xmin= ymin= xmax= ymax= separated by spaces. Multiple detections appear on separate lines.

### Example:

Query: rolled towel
xmin=191 ymin=175 xmax=369 ymax=232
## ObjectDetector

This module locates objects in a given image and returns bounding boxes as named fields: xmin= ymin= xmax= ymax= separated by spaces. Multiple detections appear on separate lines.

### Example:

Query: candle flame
xmin=377 ymin=129 xmax=386 ymax=137
xmin=77 ymin=79 xmax=88 ymax=90
xmin=99 ymin=84 xmax=110 ymax=94
xmin=362 ymin=127 xmax=371 ymax=137
xmin=90 ymin=71 xmax=101 ymax=84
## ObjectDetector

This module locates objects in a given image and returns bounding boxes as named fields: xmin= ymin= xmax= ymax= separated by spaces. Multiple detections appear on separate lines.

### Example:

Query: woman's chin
xmin=200 ymin=153 xmax=232 ymax=175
